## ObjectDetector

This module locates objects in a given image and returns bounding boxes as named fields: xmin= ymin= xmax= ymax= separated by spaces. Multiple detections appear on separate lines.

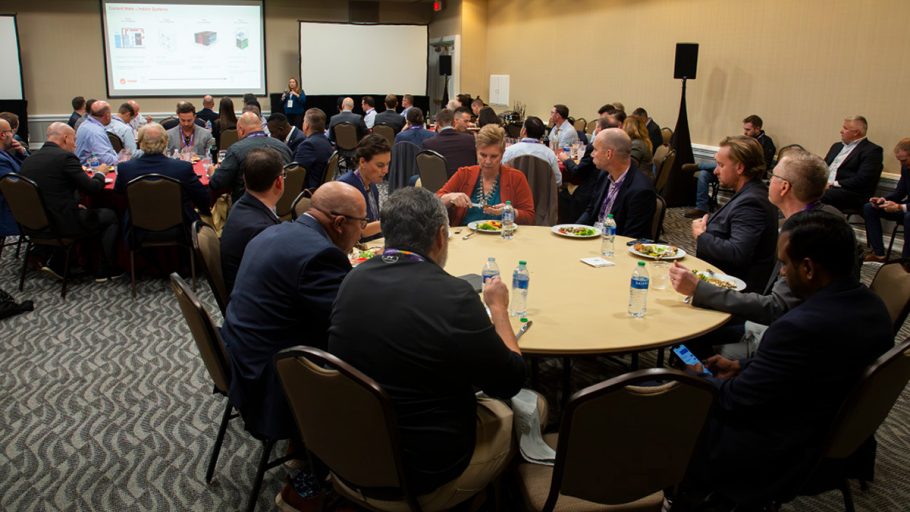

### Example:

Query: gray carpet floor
xmin=1 ymin=206 xmax=908 ymax=511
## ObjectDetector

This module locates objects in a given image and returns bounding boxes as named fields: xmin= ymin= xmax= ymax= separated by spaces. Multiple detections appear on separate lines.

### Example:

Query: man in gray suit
xmin=166 ymin=101 xmax=214 ymax=156
xmin=210 ymin=112 xmax=292 ymax=201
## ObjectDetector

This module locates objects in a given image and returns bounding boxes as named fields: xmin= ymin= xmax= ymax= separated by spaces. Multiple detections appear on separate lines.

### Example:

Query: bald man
xmin=221 ymin=181 xmax=366 ymax=441
xmin=19 ymin=123 xmax=121 ymax=280
xmin=327 ymin=96 xmax=368 ymax=143
xmin=127 ymin=100 xmax=151 ymax=132
xmin=209 ymin=111 xmax=291 ymax=201
xmin=197 ymin=95 xmax=219 ymax=127
xmin=74 ymin=100 xmax=118 ymax=166
xmin=577 ymin=128 xmax=656 ymax=239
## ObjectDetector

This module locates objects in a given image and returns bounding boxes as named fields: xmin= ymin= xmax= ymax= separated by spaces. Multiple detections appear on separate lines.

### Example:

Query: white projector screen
xmin=298 ymin=22 xmax=427 ymax=96
xmin=0 ymin=16 xmax=23 ymax=100
xmin=101 ymin=0 xmax=266 ymax=97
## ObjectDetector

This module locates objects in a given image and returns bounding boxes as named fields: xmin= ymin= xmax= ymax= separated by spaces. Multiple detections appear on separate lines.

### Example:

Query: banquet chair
xmin=388 ymin=141 xmax=421 ymax=193
xmin=517 ymin=369 xmax=716 ymax=512
xmin=170 ymin=273 xmax=298 ymax=512
xmin=290 ymin=189 xmax=312 ymax=220
xmin=191 ymin=221 xmax=229 ymax=315
xmin=0 ymin=174 xmax=86 ymax=298
xmin=415 ymin=149 xmax=448 ymax=193
xmin=275 ymin=163 xmax=306 ymax=220
xmin=573 ymin=118 xmax=587 ymax=132
xmin=219 ymin=128 xmax=239 ymax=151
xmin=322 ymin=151 xmax=340 ymax=186
xmin=333 ymin=122 xmax=360 ymax=169
xmin=275 ymin=346 xmax=427 ymax=512
xmin=512 ymin=154 xmax=558 ymax=226
xmin=584 ymin=119 xmax=596 ymax=135
xmin=653 ymin=149 xmax=676 ymax=194
xmin=651 ymin=195 xmax=667 ymax=242
xmin=660 ymin=127 xmax=673 ymax=147
xmin=372 ymin=124 xmax=396 ymax=147
xmin=107 ymin=132 xmax=124 ymax=152
xmin=774 ymin=337 xmax=910 ymax=511
xmin=125 ymin=174 xmax=195 ymax=298
xmin=160 ymin=116 xmax=179 ymax=130
xmin=885 ymin=223 xmax=904 ymax=261
xmin=869 ymin=261 xmax=910 ymax=334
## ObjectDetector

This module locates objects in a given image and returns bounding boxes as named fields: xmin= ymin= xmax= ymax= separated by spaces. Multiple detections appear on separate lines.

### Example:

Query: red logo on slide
xmin=120 ymin=79 xmax=126 ymax=84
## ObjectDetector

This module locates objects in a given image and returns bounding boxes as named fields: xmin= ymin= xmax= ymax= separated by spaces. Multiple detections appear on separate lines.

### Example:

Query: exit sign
xmin=433 ymin=1 xmax=444 ymax=12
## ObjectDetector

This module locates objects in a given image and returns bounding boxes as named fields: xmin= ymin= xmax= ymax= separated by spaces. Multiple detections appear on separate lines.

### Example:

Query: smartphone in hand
xmin=672 ymin=344 xmax=712 ymax=376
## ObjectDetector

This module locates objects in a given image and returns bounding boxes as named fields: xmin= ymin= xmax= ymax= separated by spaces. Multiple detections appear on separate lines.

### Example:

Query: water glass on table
xmin=651 ymin=261 xmax=670 ymax=290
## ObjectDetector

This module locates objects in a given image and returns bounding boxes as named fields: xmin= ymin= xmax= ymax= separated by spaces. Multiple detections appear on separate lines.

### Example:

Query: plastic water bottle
xmin=602 ymin=214 xmax=617 ymax=257
xmin=482 ymin=257 xmax=500 ymax=284
xmin=511 ymin=260 xmax=529 ymax=317
xmin=204 ymin=119 xmax=212 ymax=130
xmin=501 ymin=201 xmax=515 ymax=240
xmin=628 ymin=261 xmax=649 ymax=318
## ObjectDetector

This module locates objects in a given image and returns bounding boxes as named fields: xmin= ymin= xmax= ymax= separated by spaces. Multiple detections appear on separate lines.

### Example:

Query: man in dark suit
xmin=68 ymin=96 xmax=86 ymax=129
xmin=115 ymin=123 xmax=211 ymax=227
xmin=821 ymin=115 xmax=884 ymax=211
xmin=374 ymin=94 xmax=406 ymax=133
xmin=0 ymin=117 xmax=26 ymax=237
xmin=421 ymin=109 xmax=477 ymax=177
xmin=210 ymin=112 xmax=292 ymax=201
xmin=863 ymin=138 xmax=910 ymax=262
xmin=221 ymin=181 xmax=365 ymax=442
xmin=558 ymin=117 xmax=617 ymax=224
xmin=196 ymin=95 xmax=219 ymax=127
xmin=328 ymin=97 xmax=368 ymax=144
xmin=693 ymin=136 xmax=778 ymax=292
xmin=266 ymin=112 xmax=306 ymax=155
xmin=294 ymin=108 xmax=334 ymax=191
xmin=577 ymin=128 xmax=656 ymax=239
xmin=395 ymin=107 xmax=435 ymax=147
xmin=220 ymin=147 xmax=283 ymax=295
xmin=676 ymin=210 xmax=892 ymax=508
xmin=17 ymin=123 xmax=121 ymax=280
xmin=633 ymin=107 xmax=662 ymax=155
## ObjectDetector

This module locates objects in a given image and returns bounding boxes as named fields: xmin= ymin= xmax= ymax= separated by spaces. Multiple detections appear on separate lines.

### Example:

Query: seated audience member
xmin=18 ymin=123 xmax=120 ymax=281
xmin=221 ymin=181 xmax=365 ymax=441
xmin=611 ymin=101 xmax=625 ymax=112
xmin=399 ymin=94 xmax=415 ymax=119
xmin=220 ymin=147 xmax=284 ymax=294
xmin=115 ymin=123 xmax=210 ymax=229
xmin=743 ymin=114 xmax=776 ymax=168
xmin=0 ymin=117 xmax=26 ymax=236
xmin=328 ymin=187 xmax=525 ymax=504
xmin=437 ymin=124 xmax=535 ymax=226
xmin=633 ymin=107 xmax=663 ymax=154
xmin=675 ymin=210 xmax=892 ymax=509
xmin=692 ymin=136 xmax=779 ymax=292
xmin=73 ymin=98 xmax=96 ymax=133
xmin=241 ymin=103 xmax=269 ymax=135
xmin=127 ymin=100 xmax=151 ymax=132
xmin=213 ymin=96 xmax=238 ymax=149
xmin=577 ymin=128 xmax=656 ymax=239
xmin=863 ymin=138 xmax=910 ymax=262
xmin=549 ymin=104 xmax=579 ymax=148
xmin=0 ymin=112 xmax=29 ymax=154
xmin=197 ymin=95 xmax=219 ymax=127
xmin=395 ymin=107 xmax=436 ymax=146
xmin=669 ymin=149 xmax=838 ymax=352
xmin=337 ymin=134 xmax=389 ymax=240
xmin=105 ymin=103 xmax=138 ymax=156
xmin=328 ymin=97 xmax=368 ymax=144
xmin=446 ymin=99 xmax=462 ymax=111
xmin=361 ymin=96 xmax=377 ymax=129
xmin=421 ymin=108 xmax=477 ymax=177
xmin=75 ymin=101 xmax=118 ymax=166
xmin=68 ymin=96 xmax=86 ymax=128
xmin=166 ymin=102 xmax=214 ymax=156
xmin=476 ymin=106 xmax=501 ymax=128
xmin=294 ymin=108 xmax=334 ymax=192
xmin=453 ymin=107 xmax=473 ymax=133
xmin=211 ymin=112 xmax=292 ymax=201
xmin=502 ymin=116 xmax=561 ymax=186
xmin=374 ymin=94 xmax=406 ymax=133
xmin=267 ymin=112 xmax=306 ymax=155
xmin=471 ymin=97 xmax=485 ymax=118
xmin=822 ymin=115 xmax=884 ymax=211
xmin=623 ymin=115 xmax=653 ymax=174
xmin=556 ymin=118 xmax=612 ymax=223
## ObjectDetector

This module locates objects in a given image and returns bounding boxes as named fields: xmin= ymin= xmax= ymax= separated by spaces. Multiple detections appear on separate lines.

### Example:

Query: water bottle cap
xmin=505 ymin=200 xmax=511 ymax=205
xmin=637 ymin=261 xmax=645 ymax=267
xmin=520 ymin=317 xmax=528 ymax=323
xmin=518 ymin=260 xmax=526 ymax=265
xmin=488 ymin=257 xmax=495 ymax=261
xmin=607 ymin=214 xmax=614 ymax=219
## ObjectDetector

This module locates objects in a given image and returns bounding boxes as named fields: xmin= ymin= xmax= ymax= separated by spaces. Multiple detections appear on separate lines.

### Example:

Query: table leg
xmin=656 ymin=348 xmax=665 ymax=368
xmin=530 ymin=357 xmax=539 ymax=389
xmin=561 ymin=357 xmax=572 ymax=408
xmin=631 ymin=352 xmax=639 ymax=370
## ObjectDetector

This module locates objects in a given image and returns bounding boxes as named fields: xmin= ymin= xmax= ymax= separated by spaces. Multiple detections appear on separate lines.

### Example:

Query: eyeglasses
xmin=316 ymin=207 xmax=368 ymax=229
xmin=770 ymin=172 xmax=790 ymax=184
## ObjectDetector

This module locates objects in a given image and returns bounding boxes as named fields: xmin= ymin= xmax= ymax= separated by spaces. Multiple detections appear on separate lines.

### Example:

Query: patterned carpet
xmin=0 ymin=206 xmax=908 ymax=511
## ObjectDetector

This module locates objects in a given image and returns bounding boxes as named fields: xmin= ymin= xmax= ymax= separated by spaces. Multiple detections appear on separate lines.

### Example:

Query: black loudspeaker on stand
xmin=661 ymin=43 xmax=699 ymax=207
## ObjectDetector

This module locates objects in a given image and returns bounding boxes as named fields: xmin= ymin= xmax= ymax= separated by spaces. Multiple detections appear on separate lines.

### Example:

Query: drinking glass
xmin=651 ymin=261 xmax=670 ymax=290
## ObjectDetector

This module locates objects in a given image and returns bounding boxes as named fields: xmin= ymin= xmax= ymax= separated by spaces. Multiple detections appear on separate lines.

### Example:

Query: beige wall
xmin=10 ymin=0 xmax=431 ymax=116
xmin=443 ymin=0 xmax=907 ymax=171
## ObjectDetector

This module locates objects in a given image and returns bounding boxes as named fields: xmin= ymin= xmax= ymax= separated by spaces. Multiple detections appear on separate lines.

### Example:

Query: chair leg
xmin=631 ymin=352 xmax=640 ymax=370
xmin=247 ymin=438 xmax=276 ymax=512
xmin=656 ymin=347 xmax=665 ymax=367
xmin=206 ymin=398 xmax=234 ymax=483
xmin=840 ymin=479 xmax=856 ymax=512
xmin=61 ymin=245 xmax=73 ymax=299
xmin=885 ymin=224 xmax=900 ymax=261
xmin=130 ymin=250 xmax=137 ymax=298
xmin=15 ymin=236 xmax=22 ymax=258
xmin=190 ymin=246 xmax=197 ymax=291
xmin=18 ymin=241 xmax=31 ymax=291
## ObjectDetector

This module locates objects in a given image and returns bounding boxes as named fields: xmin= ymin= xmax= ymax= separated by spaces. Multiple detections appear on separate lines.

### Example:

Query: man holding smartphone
xmin=862 ymin=138 xmax=910 ymax=262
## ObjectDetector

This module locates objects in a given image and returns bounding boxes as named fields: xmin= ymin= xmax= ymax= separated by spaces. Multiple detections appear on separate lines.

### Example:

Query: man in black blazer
xmin=693 ymin=136 xmax=778 ymax=292
xmin=328 ymin=97 xmax=368 ymax=144
xmin=220 ymin=148 xmax=283 ymax=294
xmin=210 ymin=112 xmax=292 ymax=201
xmin=374 ymin=94 xmax=406 ymax=133
xmin=266 ymin=113 xmax=306 ymax=155
xmin=863 ymin=138 xmax=910 ymax=261
xmin=633 ymin=107 xmax=663 ymax=154
xmin=421 ymin=108 xmax=477 ymax=177
xmin=821 ymin=115 xmax=884 ymax=211
xmin=677 ymin=211 xmax=893 ymax=508
xmin=17 ymin=122 xmax=120 ymax=280
xmin=294 ymin=108 xmax=335 ymax=191
xmin=576 ymin=128 xmax=656 ymax=239
xmin=196 ymin=95 xmax=219 ymax=127
xmin=558 ymin=117 xmax=616 ymax=224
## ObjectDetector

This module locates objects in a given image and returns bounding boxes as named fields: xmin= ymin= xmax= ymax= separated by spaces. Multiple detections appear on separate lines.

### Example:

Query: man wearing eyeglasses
xmin=0 ymin=118 xmax=27 ymax=238
xmin=221 ymin=181 xmax=366 ymax=445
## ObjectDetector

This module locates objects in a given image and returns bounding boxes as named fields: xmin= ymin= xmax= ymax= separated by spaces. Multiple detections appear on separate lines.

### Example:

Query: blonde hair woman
xmin=624 ymin=115 xmax=653 ymax=173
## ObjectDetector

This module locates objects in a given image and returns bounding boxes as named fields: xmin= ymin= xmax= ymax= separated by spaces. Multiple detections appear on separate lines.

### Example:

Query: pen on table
xmin=516 ymin=320 xmax=533 ymax=340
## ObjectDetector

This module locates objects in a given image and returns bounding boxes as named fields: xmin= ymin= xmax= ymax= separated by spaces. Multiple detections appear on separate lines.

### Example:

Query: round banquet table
xmin=441 ymin=226 xmax=731 ymax=356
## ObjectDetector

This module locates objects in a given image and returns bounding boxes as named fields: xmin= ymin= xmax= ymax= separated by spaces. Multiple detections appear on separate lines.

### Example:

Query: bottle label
xmin=512 ymin=276 xmax=529 ymax=289
xmin=482 ymin=270 xmax=499 ymax=282
xmin=631 ymin=276 xmax=649 ymax=289
xmin=605 ymin=226 xmax=616 ymax=236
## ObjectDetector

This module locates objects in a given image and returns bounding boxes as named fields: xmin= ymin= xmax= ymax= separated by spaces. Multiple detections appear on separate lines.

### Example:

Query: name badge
xmin=287 ymin=99 xmax=293 ymax=108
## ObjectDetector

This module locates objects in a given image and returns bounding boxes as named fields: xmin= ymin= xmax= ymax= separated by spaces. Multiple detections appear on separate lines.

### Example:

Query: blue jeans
xmin=694 ymin=161 xmax=718 ymax=212
xmin=863 ymin=202 xmax=910 ymax=257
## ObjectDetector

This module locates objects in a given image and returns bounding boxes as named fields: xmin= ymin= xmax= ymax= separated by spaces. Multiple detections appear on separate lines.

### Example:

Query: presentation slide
xmin=0 ymin=16 xmax=23 ymax=100
xmin=299 ymin=22 xmax=427 ymax=96
xmin=101 ymin=0 xmax=265 ymax=97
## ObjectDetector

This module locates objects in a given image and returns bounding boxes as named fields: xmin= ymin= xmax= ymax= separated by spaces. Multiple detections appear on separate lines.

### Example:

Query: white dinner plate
xmin=694 ymin=270 xmax=747 ymax=291
xmin=467 ymin=220 xmax=518 ymax=234
xmin=627 ymin=243 xmax=687 ymax=260
xmin=550 ymin=224 xmax=601 ymax=239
